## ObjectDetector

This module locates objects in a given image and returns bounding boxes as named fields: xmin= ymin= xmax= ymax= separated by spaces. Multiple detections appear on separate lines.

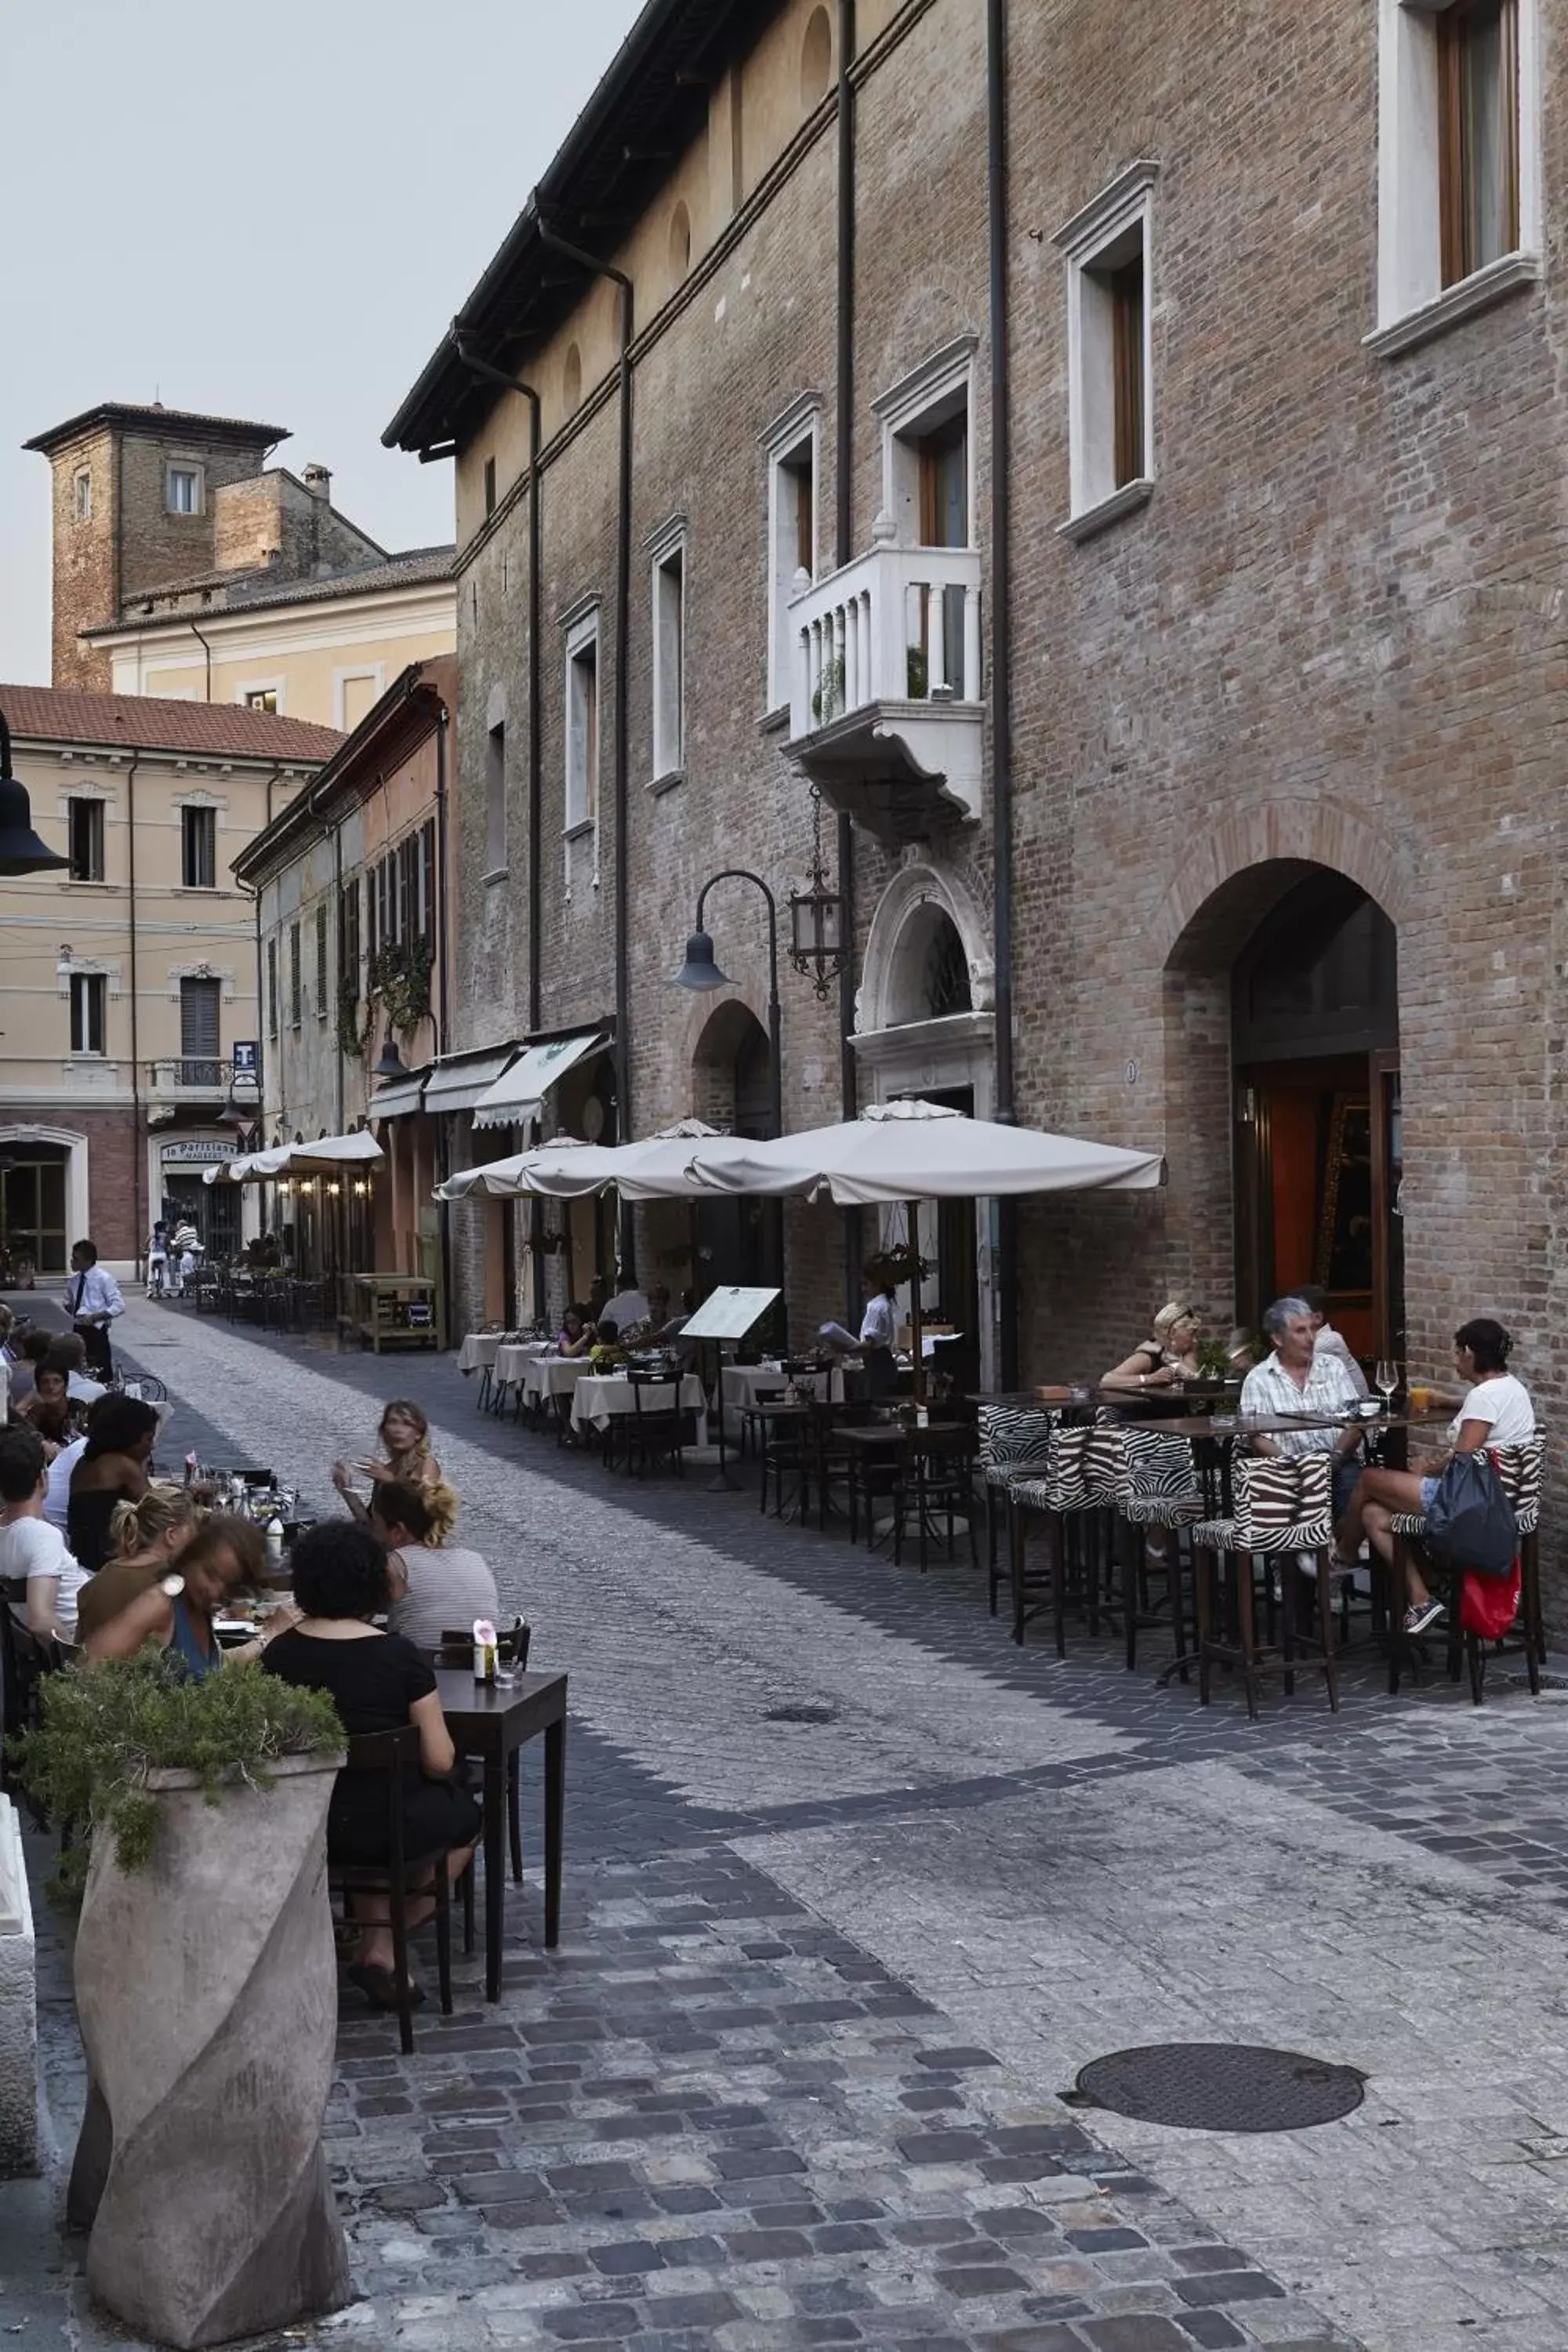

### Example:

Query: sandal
xmin=347 ymin=1961 xmax=426 ymax=2013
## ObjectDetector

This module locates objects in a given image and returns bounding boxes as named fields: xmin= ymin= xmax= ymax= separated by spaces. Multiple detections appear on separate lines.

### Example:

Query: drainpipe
xmin=125 ymin=750 xmax=144 ymax=1275
xmin=190 ymin=615 xmax=214 ymax=703
xmin=836 ymin=0 xmax=862 ymax=1323
xmin=987 ymin=0 xmax=1019 ymax=1388
xmin=536 ymin=213 xmax=634 ymax=1268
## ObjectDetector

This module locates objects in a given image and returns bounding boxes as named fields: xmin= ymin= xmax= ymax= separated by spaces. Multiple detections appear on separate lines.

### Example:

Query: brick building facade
xmin=388 ymin=0 xmax=1567 ymax=1568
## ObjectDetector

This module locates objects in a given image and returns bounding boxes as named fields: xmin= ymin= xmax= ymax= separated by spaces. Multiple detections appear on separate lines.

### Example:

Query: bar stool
xmin=1115 ymin=1424 xmax=1204 ymax=1675
xmin=1386 ymin=1437 xmax=1545 ymax=1702
xmin=1190 ymin=1452 xmax=1337 ymax=1719
xmin=978 ymin=1404 xmax=1055 ymax=1616
xmin=1006 ymin=1421 xmax=1122 ymax=1653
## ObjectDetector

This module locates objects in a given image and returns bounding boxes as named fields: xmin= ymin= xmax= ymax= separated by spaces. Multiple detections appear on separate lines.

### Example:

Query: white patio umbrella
xmin=685 ymin=1099 xmax=1163 ymax=1393
xmin=216 ymin=1131 xmax=385 ymax=1184
xmin=437 ymin=1121 xmax=751 ymax=1203
xmin=437 ymin=1134 xmax=592 ymax=1201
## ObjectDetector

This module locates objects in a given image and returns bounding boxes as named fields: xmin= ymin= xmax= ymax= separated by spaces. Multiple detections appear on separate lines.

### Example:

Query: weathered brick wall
xmin=43 ymin=425 xmax=118 ymax=691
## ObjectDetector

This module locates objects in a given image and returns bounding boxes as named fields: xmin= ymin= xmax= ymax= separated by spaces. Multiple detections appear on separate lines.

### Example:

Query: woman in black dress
xmin=263 ymin=1521 xmax=481 ymax=2011
xmin=67 ymin=1396 xmax=158 ymax=1573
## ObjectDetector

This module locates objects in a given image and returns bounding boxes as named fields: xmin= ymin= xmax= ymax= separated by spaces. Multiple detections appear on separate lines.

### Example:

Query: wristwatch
xmin=159 ymin=1573 xmax=185 ymax=1599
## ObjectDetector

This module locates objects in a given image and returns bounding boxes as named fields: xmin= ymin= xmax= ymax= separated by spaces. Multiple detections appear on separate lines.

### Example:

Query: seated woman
xmin=1102 ymin=1301 xmax=1203 ymax=1392
xmin=368 ymin=1479 xmax=499 ymax=1653
xmin=331 ymin=1399 xmax=441 ymax=1523
xmin=82 ymin=1512 xmax=270 ymax=1677
xmin=0 ymin=1425 xmax=88 ymax=1642
xmin=6 ymin=1330 xmax=55 ymax=1413
xmin=67 ymin=1396 xmax=159 ymax=1573
xmin=262 ymin=1521 xmax=481 ymax=2011
xmin=1337 ymin=1318 xmax=1536 ymax=1636
xmin=74 ymin=1486 xmax=202 ymax=1641
xmin=556 ymin=1306 xmax=594 ymax=1359
xmin=19 ymin=1352 xmax=85 ymax=1449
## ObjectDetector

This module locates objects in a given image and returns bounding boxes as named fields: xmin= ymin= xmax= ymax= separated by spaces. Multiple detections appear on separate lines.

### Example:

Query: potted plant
xmin=11 ymin=1656 xmax=350 ymax=2350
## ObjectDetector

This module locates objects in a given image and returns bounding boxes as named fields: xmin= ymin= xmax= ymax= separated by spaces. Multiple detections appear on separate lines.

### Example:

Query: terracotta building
xmin=387 ymin=0 xmax=1565 ymax=1551
xmin=26 ymin=402 xmax=455 ymax=725
xmin=0 ymin=685 xmax=339 ymax=1275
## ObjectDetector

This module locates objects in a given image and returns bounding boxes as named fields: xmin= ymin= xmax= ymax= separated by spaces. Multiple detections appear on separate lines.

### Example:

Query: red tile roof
xmin=0 ymin=684 xmax=341 ymax=762
xmin=24 ymin=402 xmax=288 ymax=456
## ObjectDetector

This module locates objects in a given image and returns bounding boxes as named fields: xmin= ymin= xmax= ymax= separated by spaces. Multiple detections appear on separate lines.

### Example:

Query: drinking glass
xmin=1374 ymin=1359 xmax=1398 ymax=1414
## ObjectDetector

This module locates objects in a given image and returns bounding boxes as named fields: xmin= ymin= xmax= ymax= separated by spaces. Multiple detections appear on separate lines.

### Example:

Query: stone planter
xmin=0 ymin=1795 xmax=37 ymax=2176
xmin=71 ymin=1751 xmax=350 ymax=2349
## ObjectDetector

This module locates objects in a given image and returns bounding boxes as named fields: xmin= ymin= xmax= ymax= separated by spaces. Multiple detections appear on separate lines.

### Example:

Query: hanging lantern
xmin=788 ymin=786 xmax=846 ymax=1001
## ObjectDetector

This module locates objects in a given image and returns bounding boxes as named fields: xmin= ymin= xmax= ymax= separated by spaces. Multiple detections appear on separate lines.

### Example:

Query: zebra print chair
xmin=1114 ymin=1424 xmax=1204 ymax=1676
xmin=1189 ymin=1451 xmax=1338 ymax=1719
xmin=1386 ymin=1437 xmax=1545 ymax=1703
xmin=1007 ymin=1421 xmax=1123 ymax=1653
xmin=977 ymin=1403 xmax=1056 ymax=1615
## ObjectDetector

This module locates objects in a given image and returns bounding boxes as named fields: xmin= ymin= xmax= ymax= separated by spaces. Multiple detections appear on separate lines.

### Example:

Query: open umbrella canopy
xmin=437 ymin=1121 xmax=753 ymax=1203
xmin=437 ymin=1135 xmax=593 ymax=1202
xmin=684 ymin=1098 xmax=1164 ymax=1203
xmin=208 ymin=1131 xmax=385 ymax=1185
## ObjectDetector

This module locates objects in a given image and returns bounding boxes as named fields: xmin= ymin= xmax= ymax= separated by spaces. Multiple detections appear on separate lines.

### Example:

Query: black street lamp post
xmin=0 ymin=706 xmax=69 ymax=876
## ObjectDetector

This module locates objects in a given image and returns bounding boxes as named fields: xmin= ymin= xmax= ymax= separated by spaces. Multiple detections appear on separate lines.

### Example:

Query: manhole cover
xmin=764 ymin=1704 xmax=838 ymax=1725
xmin=1068 ymin=2043 xmax=1364 ymax=2133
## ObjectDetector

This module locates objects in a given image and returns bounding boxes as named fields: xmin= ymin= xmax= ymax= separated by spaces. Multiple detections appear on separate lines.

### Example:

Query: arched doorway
xmin=1230 ymin=870 xmax=1401 ymax=1362
xmin=692 ymin=1001 xmax=775 ymax=1294
xmin=0 ymin=1140 xmax=70 ymax=1276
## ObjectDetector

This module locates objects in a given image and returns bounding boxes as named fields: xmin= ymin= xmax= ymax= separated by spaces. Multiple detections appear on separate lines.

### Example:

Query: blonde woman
xmin=331 ymin=1400 xmax=441 ymax=1523
xmin=74 ymin=1485 xmax=202 ymax=1642
xmin=1102 ymin=1302 xmax=1203 ymax=1393
xmin=368 ymin=1478 xmax=499 ymax=1653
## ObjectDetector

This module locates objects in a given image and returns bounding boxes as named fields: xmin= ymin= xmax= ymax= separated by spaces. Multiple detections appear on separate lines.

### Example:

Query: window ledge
xmin=482 ymin=866 xmax=509 ymax=887
xmin=759 ymin=704 xmax=791 ymax=737
xmin=563 ymin=818 xmax=595 ymax=844
xmin=1365 ymin=252 xmax=1541 ymax=361
xmin=1058 ymin=477 xmax=1155 ymax=546
xmin=65 ymin=878 xmax=111 ymax=891
xmin=649 ymin=767 xmax=686 ymax=797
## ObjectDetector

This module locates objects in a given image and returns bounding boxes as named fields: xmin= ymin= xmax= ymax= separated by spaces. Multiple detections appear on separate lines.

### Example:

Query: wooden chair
xmin=1190 ymin=1453 xmax=1338 ymax=1719
xmin=328 ymin=1726 xmax=456 ymax=2055
xmin=892 ymin=1426 xmax=979 ymax=1574
xmin=619 ymin=1369 xmax=691 ymax=1478
xmin=1386 ymin=1438 xmax=1545 ymax=1703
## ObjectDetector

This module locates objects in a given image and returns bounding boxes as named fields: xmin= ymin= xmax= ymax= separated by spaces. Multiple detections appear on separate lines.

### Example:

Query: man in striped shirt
xmin=1241 ymin=1296 xmax=1367 ymax=1518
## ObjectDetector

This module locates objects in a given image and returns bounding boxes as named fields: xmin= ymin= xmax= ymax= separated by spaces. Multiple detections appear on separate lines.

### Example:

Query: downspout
xmin=836 ymin=0 xmax=862 ymax=1323
xmin=536 ymin=215 xmax=634 ymax=1271
xmin=126 ymin=750 xmax=144 ymax=1274
xmin=433 ymin=695 xmax=455 ymax=1331
xmin=987 ymin=0 xmax=1019 ymax=1387
xmin=190 ymin=615 xmax=213 ymax=703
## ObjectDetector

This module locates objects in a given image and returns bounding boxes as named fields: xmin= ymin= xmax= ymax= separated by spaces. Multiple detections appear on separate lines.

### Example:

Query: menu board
xmin=681 ymin=1287 xmax=782 ymax=1342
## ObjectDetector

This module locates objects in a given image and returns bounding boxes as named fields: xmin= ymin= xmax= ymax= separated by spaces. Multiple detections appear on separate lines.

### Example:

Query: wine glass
xmin=1374 ymin=1359 xmax=1398 ymax=1415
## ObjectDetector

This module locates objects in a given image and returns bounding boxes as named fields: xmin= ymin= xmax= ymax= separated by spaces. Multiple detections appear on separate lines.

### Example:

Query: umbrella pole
xmin=908 ymin=1198 xmax=925 ymax=1405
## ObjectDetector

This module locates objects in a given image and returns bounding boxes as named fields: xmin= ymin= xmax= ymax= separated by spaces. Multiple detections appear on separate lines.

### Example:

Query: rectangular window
xmin=267 ymin=938 xmax=278 ymax=1040
xmin=1056 ymin=164 xmax=1157 ymax=535
xmin=565 ymin=626 xmax=600 ymax=833
xmin=289 ymin=922 xmax=302 ymax=1028
xmin=419 ymin=821 xmax=436 ymax=946
xmin=338 ymin=877 xmax=361 ymax=1011
xmin=766 ymin=407 xmax=818 ymax=712
xmin=485 ymin=721 xmax=506 ymax=874
xmin=243 ymin=688 xmax=278 ymax=713
xmin=69 ymin=972 xmax=105 ymax=1056
xmin=166 ymin=465 xmax=201 ymax=515
xmin=484 ymin=456 xmax=497 ymax=516
xmin=397 ymin=837 xmax=416 ymax=949
xmin=916 ymin=412 xmax=969 ymax=549
xmin=652 ymin=538 xmax=685 ymax=779
xmin=67 ymin=797 xmax=104 ymax=883
xmin=181 ymin=805 xmax=217 ymax=889
xmin=315 ymin=902 xmax=329 ymax=1017
xmin=1439 ymin=0 xmax=1519 ymax=285
xmin=179 ymin=976 xmax=221 ymax=1083
xmin=73 ymin=470 xmax=92 ymax=521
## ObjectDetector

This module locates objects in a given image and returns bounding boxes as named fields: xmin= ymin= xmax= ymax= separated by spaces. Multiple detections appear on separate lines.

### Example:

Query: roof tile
xmin=0 ymin=684 xmax=341 ymax=761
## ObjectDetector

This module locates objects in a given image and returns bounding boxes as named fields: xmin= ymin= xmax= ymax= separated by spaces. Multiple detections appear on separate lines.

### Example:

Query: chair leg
xmin=434 ymin=1867 xmax=453 ymax=2016
xmin=1120 ymin=1519 xmax=1138 ymax=1674
xmin=1009 ymin=1497 xmax=1027 ymax=1646
xmin=508 ymin=1749 xmax=523 ymax=1884
xmin=387 ymin=1879 xmax=415 ymax=2056
xmin=1468 ymin=1630 xmax=1486 ymax=1707
xmin=1171 ymin=1533 xmax=1190 ymax=1684
xmin=1050 ymin=1514 xmax=1067 ymax=1659
xmin=1235 ymin=1553 xmax=1261 ymax=1722
xmin=1278 ymin=1554 xmax=1297 ymax=1700
xmin=1195 ymin=1547 xmax=1214 ymax=1707
xmin=1388 ymin=1537 xmax=1409 ymax=1697
xmin=462 ymin=1855 xmax=476 ymax=1955
xmin=1316 ymin=1549 xmax=1340 ymax=1713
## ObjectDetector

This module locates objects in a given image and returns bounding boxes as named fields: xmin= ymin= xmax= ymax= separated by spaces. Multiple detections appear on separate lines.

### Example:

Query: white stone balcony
xmin=786 ymin=528 xmax=983 ymax=842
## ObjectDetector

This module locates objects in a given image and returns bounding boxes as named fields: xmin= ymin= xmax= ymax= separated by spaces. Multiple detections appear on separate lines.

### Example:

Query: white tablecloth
xmin=721 ymin=1363 xmax=843 ymax=1418
xmin=495 ymin=1341 xmax=554 ymax=1391
xmin=458 ymin=1332 xmax=504 ymax=1374
xmin=521 ymin=1355 xmax=594 ymax=1404
xmin=572 ymin=1372 xmax=709 ymax=1445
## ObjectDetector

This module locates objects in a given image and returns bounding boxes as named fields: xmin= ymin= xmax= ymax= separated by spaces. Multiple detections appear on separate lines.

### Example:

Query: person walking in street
xmin=65 ymin=1240 xmax=123 ymax=1380
xmin=146 ymin=1221 xmax=171 ymax=1298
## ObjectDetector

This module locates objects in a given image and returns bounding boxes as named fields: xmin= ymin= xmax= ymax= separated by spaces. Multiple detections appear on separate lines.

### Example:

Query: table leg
xmin=483 ymin=1750 xmax=505 ymax=2002
xmin=544 ymin=1718 xmax=565 ymax=1950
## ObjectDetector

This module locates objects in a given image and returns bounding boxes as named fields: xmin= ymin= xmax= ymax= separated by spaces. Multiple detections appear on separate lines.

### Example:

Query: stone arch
xmin=691 ymin=998 xmax=772 ymax=1137
xmin=0 ymin=1123 xmax=91 ymax=1265
xmin=800 ymin=5 xmax=833 ymax=107
xmin=857 ymin=858 xmax=994 ymax=1035
xmin=562 ymin=341 xmax=583 ymax=419
xmin=1156 ymin=797 xmax=1412 ymax=971
xmin=668 ymin=200 xmax=691 ymax=289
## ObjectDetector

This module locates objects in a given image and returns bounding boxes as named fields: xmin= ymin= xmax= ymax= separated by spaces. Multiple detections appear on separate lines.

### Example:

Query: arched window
xmin=920 ymin=912 xmax=973 ymax=1019
xmin=669 ymin=201 xmax=691 ymax=288
xmin=562 ymin=341 xmax=583 ymax=418
xmin=800 ymin=5 xmax=833 ymax=108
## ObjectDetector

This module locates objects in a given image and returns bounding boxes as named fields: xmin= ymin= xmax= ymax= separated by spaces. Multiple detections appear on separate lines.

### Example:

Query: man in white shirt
xmin=0 ymin=1425 xmax=86 ymax=1640
xmin=66 ymin=1240 xmax=124 ymax=1380
xmin=1240 ymin=1296 xmax=1367 ymax=1517
xmin=1295 ymin=1284 xmax=1370 ymax=1399
xmin=600 ymin=1286 xmax=650 ymax=1337
xmin=44 ymin=1434 xmax=87 ymax=1535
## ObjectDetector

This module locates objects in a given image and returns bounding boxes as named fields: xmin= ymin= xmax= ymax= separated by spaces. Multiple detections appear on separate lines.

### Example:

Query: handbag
xmin=1424 ymin=1450 xmax=1518 ymax=1577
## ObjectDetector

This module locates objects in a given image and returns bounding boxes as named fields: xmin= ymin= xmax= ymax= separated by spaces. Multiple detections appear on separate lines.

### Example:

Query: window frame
xmin=484 ymin=720 xmax=507 ymax=878
xmin=69 ymin=971 xmax=107 ymax=1057
xmin=165 ymin=462 xmax=203 ymax=517
xmin=180 ymin=804 xmax=218 ymax=891
xmin=762 ymin=394 xmax=822 ymax=715
xmin=67 ymin=796 xmax=105 ymax=884
xmin=314 ymin=902 xmax=329 ymax=1018
xmin=267 ymin=937 xmax=279 ymax=1041
xmin=483 ymin=456 xmax=498 ymax=517
xmin=648 ymin=517 xmax=687 ymax=785
xmin=873 ymin=340 xmax=978 ymax=553
xmin=288 ymin=922 xmax=302 ymax=1030
xmin=1370 ymin=0 xmax=1539 ymax=357
xmin=73 ymin=469 xmax=92 ymax=522
xmin=1054 ymin=163 xmax=1158 ymax=543
xmin=564 ymin=608 xmax=601 ymax=839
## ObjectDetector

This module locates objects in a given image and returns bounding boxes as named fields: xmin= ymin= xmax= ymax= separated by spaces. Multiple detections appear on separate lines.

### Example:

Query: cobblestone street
xmin=9 ymin=1300 xmax=1568 ymax=2351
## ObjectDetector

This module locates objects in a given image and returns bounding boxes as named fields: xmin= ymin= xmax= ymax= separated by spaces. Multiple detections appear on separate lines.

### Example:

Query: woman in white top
xmin=1337 ymin=1319 xmax=1535 ymax=1635
xmin=0 ymin=1425 xmax=87 ymax=1641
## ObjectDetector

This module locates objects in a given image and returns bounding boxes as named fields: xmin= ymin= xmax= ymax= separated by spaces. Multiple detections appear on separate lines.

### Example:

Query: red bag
xmin=1461 ymin=1559 xmax=1520 ymax=1639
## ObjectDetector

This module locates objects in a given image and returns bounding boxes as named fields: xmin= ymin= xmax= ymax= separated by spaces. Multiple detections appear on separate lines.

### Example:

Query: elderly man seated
xmin=1240 ymin=1295 xmax=1367 ymax=1518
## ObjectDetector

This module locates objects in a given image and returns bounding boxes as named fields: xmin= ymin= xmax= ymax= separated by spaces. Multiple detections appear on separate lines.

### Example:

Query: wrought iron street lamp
xmin=0 ymin=706 xmax=68 ymax=876
xmin=787 ymin=788 xmax=845 ymax=1001
xmin=372 ymin=1033 xmax=408 ymax=1083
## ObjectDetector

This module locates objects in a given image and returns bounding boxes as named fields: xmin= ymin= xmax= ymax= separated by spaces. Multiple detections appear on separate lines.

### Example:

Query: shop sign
xmin=160 ymin=1141 xmax=234 ymax=1166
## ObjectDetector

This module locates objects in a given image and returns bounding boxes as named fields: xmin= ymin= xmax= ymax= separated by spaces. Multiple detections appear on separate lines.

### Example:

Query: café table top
xmin=434 ymin=1666 xmax=567 ymax=1733
xmin=837 ymin=1419 xmax=971 ymax=1450
xmin=1117 ymin=1408 xmax=1454 ymax=1440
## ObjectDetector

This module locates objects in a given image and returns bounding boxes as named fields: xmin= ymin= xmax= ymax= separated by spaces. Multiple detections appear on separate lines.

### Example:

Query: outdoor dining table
xmin=1119 ymin=1408 xmax=1454 ymax=1516
xmin=457 ymin=1330 xmax=505 ymax=1376
xmin=515 ymin=1352 xmax=591 ymax=1403
xmin=570 ymin=1370 xmax=708 ymax=1446
xmin=434 ymin=1667 xmax=567 ymax=2002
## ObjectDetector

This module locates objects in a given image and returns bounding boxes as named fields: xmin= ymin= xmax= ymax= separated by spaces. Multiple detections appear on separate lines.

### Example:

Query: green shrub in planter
xmin=8 ymin=1652 xmax=343 ymax=1904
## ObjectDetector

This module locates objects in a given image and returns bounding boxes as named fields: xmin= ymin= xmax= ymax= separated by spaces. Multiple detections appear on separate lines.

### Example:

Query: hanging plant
xmin=370 ymin=938 xmax=432 ymax=1036
xmin=866 ymin=1243 xmax=929 ymax=1287
xmin=337 ymin=979 xmax=373 ymax=1062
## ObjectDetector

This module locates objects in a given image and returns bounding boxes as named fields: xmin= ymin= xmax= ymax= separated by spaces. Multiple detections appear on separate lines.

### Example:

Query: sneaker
xmin=1404 ymin=1597 xmax=1446 ymax=1636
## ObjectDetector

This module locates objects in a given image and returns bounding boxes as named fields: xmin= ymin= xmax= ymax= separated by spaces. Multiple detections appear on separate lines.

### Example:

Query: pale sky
xmin=0 ymin=0 xmax=644 ymax=685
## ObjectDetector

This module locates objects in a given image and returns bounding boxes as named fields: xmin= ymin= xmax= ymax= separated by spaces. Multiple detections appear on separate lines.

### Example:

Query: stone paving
xmin=7 ymin=1296 xmax=1568 ymax=2347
